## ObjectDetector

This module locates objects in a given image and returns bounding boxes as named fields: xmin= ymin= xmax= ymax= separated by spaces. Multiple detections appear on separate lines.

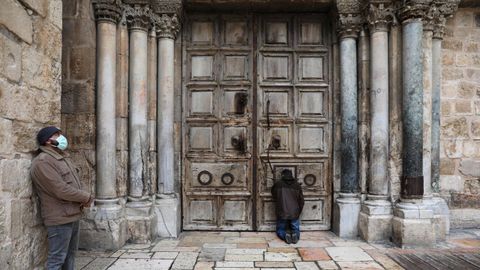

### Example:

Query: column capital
xmin=397 ymin=0 xmax=433 ymax=24
xmin=151 ymin=0 xmax=183 ymax=16
xmin=153 ymin=13 xmax=181 ymax=39
xmin=432 ymin=0 xmax=460 ymax=39
xmin=365 ymin=0 xmax=396 ymax=32
xmin=336 ymin=0 xmax=363 ymax=39
xmin=93 ymin=0 xmax=122 ymax=24
xmin=124 ymin=3 xmax=152 ymax=31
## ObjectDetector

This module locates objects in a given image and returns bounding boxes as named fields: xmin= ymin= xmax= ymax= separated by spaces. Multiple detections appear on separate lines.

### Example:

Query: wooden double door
xmin=182 ymin=13 xmax=332 ymax=231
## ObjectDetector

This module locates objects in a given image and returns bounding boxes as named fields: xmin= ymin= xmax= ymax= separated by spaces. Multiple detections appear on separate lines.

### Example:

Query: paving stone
xmin=195 ymin=261 xmax=214 ymax=270
xmin=122 ymin=243 xmax=152 ymax=250
xmin=450 ymin=239 xmax=480 ymax=248
xmin=214 ymin=268 xmax=256 ymax=270
xmin=294 ymin=262 xmax=320 ymax=270
xmin=335 ymin=261 xmax=384 ymax=270
xmin=226 ymin=237 xmax=267 ymax=244
xmin=269 ymin=240 xmax=331 ymax=248
xmin=82 ymin=258 xmax=116 ymax=270
xmin=151 ymin=240 xmax=180 ymax=251
xmin=325 ymin=247 xmax=373 ymax=262
xmin=267 ymin=247 xmax=298 ymax=253
xmin=152 ymin=251 xmax=179 ymax=259
xmin=75 ymin=256 xmax=95 ymax=269
xmin=226 ymin=248 xmax=265 ymax=255
xmin=110 ymin=250 xmax=126 ymax=258
xmin=330 ymin=240 xmax=375 ymax=249
xmin=198 ymin=248 xmax=226 ymax=262
xmin=316 ymin=260 xmax=339 ymax=270
xmin=264 ymin=252 xmax=302 ymax=262
xmin=171 ymin=252 xmax=199 ymax=269
xmin=153 ymin=246 xmax=201 ymax=252
xmin=364 ymin=250 xmax=403 ymax=270
xmin=119 ymin=252 xmax=153 ymax=259
xmin=216 ymin=261 xmax=254 ymax=267
xmin=203 ymin=243 xmax=237 ymax=249
xmin=298 ymin=248 xmax=330 ymax=261
xmin=237 ymin=243 xmax=269 ymax=249
xmin=255 ymin=261 xmax=294 ymax=268
xmin=260 ymin=268 xmax=295 ymax=270
xmin=108 ymin=259 xmax=173 ymax=270
xmin=224 ymin=254 xmax=264 ymax=261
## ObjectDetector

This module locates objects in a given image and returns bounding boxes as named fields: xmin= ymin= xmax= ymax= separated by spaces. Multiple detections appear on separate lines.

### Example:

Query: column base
xmin=425 ymin=195 xmax=450 ymax=241
xmin=392 ymin=200 xmax=435 ymax=248
xmin=126 ymin=197 xmax=157 ymax=244
xmin=359 ymin=198 xmax=392 ymax=243
xmin=80 ymin=199 xmax=127 ymax=251
xmin=155 ymin=193 xmax=181 ymax=238
xmin=333 ymin=193 xmax=361 ymax=238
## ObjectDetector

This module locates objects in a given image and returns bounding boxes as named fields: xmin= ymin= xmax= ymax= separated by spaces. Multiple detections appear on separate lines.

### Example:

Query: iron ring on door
xmin=221 ymin=173 xmax=235 ymax=185
xmin=197 ymin=170 xmax=213 ymax=185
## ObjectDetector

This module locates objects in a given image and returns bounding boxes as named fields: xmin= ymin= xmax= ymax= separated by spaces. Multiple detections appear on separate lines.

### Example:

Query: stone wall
xmin=61 ymin=0 xmax=97 ymax=196
xmin=440 ymin=8 xmax=480 ymax=227
xmin=0 ymin=0 xmax=62 ymax=268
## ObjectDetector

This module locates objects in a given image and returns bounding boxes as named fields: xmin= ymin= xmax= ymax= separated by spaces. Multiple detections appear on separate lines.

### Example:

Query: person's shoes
xmin=291 ymin=232 xmax=299 ymax=244
xmin=285 ymin=232 xmax=293 ymax=244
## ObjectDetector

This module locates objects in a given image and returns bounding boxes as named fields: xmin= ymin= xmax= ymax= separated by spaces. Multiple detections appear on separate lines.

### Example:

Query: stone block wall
xmin=61 ymin=0 xmax=97 ymax=195
xmin=0 ymin=0 xmax=62 ymax=268
xmin=440 ymin=8 xmax=480 ymax=227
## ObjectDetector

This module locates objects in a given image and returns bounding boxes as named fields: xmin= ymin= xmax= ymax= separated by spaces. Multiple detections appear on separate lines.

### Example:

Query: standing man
xmin=271 ymin=169 xmax=305 ymax=244
xmin=30 ymin=126 xmax=93 ymax=270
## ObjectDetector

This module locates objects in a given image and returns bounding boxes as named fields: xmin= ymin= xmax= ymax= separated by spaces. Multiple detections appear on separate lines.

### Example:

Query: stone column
xmin=151 ymin=0 xmax=182 ymax=238
xmin=147 ymin=28 xmax=158 ymax=196
xmin=359 ymin=0 xmax=393 ymax=243
xmin=333 ymin=0 xmax=362 ymax=238
xmin=81 ymin=0 xmax=127 ymax=250
xmin=125 ymin=3 xmax=155 ymax=243
xmin=358 ymin=29 xmax=370 ymax=199
xmin=393 ymin=0 xmax=435 ymax=248
xmin=429 ymin=0 xmax=460 ymax=242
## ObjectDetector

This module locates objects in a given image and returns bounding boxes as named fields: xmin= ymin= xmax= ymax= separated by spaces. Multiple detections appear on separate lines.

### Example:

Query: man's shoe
xmin=291 ymin=232 xmax=299 ymax=244
xmin=285 ymin=232 xmax=292 ymax=244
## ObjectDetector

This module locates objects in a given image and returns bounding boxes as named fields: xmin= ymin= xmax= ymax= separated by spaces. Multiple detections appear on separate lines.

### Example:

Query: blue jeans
xmin=46 ymin=221 xmax=79 ymax=270
xmin=276 ymin=219 xmax=300 ymax=240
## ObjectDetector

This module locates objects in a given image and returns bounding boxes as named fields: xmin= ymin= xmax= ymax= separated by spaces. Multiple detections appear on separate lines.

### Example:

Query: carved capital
xmin=336 ymin=0 xmax=363 ymax=39
xmin=124 ymin=4 xmax=152 ymax=31
xmin=432 ymin=0 xmax=460 ymax=39
xmin=153 ymin=13 xmax=180 ymax=39
xmin=151 ymin=0 xmax=183 ymax=16
xmin=365 ymin=0 xmax=396 ymax=32
xmin=397 ymin=0 xmax=433 ymax=23
xmin=93 ymin=0 xmax=122 ymax=24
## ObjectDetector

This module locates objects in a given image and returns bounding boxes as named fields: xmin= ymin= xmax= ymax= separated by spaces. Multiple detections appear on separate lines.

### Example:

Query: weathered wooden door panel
xmin=183 ymin=13 xmax=331 ymax=231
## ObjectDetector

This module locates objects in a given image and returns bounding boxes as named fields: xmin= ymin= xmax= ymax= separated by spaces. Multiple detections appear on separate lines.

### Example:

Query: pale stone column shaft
xmin=358 ymin=29 xmax=370 ymax=196
xmin=423 ymin=28 xmax=433 ymax=198
xmin=431 ymin=38 xmax=442 ymax=192
xmin=157 ymin=37 xmax=175 ymax=194
xmin=148 ymin=29 xmax=158 ymax=195
xmin=96 ymin=21 xmax=117 ymax=200
xmin=369 ymin=30 xmax=389 ymax=198
xmin=128 ymin=29 xmax=149 ymax=198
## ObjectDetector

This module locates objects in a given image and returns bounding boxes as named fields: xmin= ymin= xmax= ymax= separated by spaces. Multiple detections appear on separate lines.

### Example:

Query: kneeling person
xmin=271 ymin=169 xmax=304 ymax=244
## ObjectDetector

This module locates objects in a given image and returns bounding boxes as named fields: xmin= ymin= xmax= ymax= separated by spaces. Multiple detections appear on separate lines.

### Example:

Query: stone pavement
xmin=75 ymin=229 xmax=480 ymax=270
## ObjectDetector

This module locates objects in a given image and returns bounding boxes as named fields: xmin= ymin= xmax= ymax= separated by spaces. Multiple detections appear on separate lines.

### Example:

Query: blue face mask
xmin=55 ymin=135 xmax=68 ymax=151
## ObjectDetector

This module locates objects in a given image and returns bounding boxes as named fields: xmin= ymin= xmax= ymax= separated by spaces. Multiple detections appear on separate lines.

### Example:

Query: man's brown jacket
xmin=30 ymin=146 xmax=90 ymax=226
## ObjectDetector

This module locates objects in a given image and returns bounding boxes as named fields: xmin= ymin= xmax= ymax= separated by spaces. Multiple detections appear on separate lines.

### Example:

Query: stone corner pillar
xmin=80 ymin=0 xmax=127 ymax=251
xmin=359 ymin=0 xmax=394 ymax=244
xmin=428 ymin=0 xmax=460 ymax=242
xmin=124 ymin=2 xmax=157 ymax=244
xmin=333 ymin=0 xmax=362 ymax=239
xmin=151 ymin=0 xmax=182 ymax=238
xmin=393 ymin=0 xmax=435 ymax=248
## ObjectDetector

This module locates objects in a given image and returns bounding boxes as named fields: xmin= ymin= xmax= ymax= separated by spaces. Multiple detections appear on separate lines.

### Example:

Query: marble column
xmin=423 ymin=18 xmax=434 ymax=200
xmin=358 ymin=29 xmax=370 ymax=199
xmin=125 ymin=4 xmax=155 ymax=243
xmin=429 ymin=0 xmax=460 ymax=242
xmin=81 ymin=1 xmax=127 ymax=250
xmin=393 ymin=0 xmax=435 ymax=248
xmin=359 ymin=0 xmax=393 ymax=243
xmin=333 ymin=3 xmax=362 ymax=238
xmin=147 ymin=28 xmax=158 ymax=196
xmin=153 ymin=9 xmax=182 ymax=238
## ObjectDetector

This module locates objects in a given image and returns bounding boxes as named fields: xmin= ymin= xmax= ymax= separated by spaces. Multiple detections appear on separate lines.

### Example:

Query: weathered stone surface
xmin=19 ymin=0 xmax=47 ymax=17
xmin=440 ymin=158 xmax=456 ymax=174
xmin=22 ymin=46 xmax=61 ymax=92
xmin=0 ymin=158 xmax=31 ymax=196
xmin=47 ymin=0 xmax=62 ymax=29
xmin=471 ymin=120 xmax=480 ymax=138
xmin=459 ymin=159 xmax=480 ymax=177
xmin=171 ymin=252 xmax=198 ymax=269
xmin=0 ymin=0 xmax=33 ymax=44
xmin=34 ymin=19 xmax=62 ymax=61
xmin=69 ymin=47 xmax=95 ymax=80
xmin=325 ymin=247 xmax=373 ymax=262
xmin=0 ymin=33 xmax=22 ymax=82
xmin=61 ymin=81 xmax=95 ymax=114
xmin=392 ymin=216 xmax=435 ymax=248
xmin=439 ymin=175 xmax=464 ymax=192
xmin=62 ymin=18 xmax=96 ymax=48
xmin=61 ymin=114 xmax=95 ymax=150
xmin=0 ymin=118 xmax=14 ymax=154
xmin=450 ymin=208 xmax=480 ymax=229
xmin=116 ymin=150 xmax=128 ymax=197
xmin=82 ymin=257 xmax=116 ymax=270
xmin=454 ymin=100 xmax=472 ymax=114
xmin=441 ymin=117 xmax=469 ymax=138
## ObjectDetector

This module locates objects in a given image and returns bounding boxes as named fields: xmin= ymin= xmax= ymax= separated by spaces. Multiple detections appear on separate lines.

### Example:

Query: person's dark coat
xmin=271 ymin=175 xmax=305 ymax=220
